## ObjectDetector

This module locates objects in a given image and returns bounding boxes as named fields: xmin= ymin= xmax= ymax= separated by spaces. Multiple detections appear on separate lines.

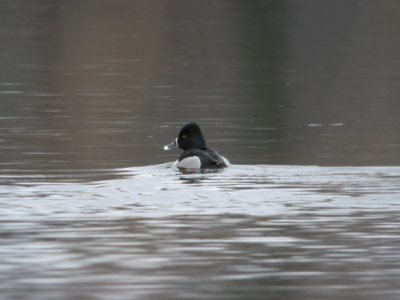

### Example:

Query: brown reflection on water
xmin=0 ymin=0 xmax=400 ymax=180
xmin=283 ymin=1 xmax=400 ymax=165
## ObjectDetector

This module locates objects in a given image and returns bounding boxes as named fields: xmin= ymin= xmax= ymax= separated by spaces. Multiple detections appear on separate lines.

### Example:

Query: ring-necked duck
xmin=163 ymin=123 xmax=230 ymax=169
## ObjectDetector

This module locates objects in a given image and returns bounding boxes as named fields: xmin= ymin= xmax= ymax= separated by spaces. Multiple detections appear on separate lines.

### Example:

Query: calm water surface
xmin=1 ymin=1 xmax=400 ymax=299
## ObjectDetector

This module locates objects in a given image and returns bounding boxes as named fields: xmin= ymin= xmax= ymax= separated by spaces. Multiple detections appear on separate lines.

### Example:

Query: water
xmin=1 ymin=1 xmax=400 ymax=299
xmin=2 ymin=164 xmax=400 ymax=299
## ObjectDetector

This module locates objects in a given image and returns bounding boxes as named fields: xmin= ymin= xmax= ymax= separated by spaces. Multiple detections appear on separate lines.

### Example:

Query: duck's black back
xmin=179 ymin=147 xmax=228 ymax=168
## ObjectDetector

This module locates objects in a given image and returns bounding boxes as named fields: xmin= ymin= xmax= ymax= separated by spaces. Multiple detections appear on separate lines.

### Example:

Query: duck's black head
xmin=178 ymin=122 xmax=206 ymax=150
xmin=163 ymin=122 xmax=206 ymax=151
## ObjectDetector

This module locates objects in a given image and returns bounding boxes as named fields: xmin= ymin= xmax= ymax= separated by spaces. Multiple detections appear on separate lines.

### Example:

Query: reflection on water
xmin=1 ymin=0 xmax=400 ymax=179
xmin=1 ymin=1 xmax=400 ymax=299
xmin=1 ymin=164 xmax=400 ymax=300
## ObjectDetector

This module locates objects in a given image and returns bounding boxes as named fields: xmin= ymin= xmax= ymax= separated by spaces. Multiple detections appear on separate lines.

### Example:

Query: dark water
xmin=1 ymin=1 xmax=400 ymax=299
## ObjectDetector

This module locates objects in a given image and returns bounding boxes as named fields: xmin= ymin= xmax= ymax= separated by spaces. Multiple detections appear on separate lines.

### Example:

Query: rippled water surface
xmin=2 ymin=1 xmax=400 ymax=299
xmin=2 ymin=164 xmax=400 ymax=300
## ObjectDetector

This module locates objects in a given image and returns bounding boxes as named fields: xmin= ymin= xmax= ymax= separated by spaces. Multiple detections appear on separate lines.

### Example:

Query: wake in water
xmin=2 ymin=164 xmax=400 ymax=219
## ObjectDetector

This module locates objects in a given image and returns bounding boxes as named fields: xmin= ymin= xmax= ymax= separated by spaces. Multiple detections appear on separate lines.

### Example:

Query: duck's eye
xmin=181 ymin=134 xmax=187 ymax=139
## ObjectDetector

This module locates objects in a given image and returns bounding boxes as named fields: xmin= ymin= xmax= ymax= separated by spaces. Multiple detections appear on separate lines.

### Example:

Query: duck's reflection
xmin=178 ymin=168 xmax=224 ymax=185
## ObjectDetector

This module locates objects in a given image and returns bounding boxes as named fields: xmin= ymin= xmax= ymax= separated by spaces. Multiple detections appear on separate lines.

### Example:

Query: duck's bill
xmin=163 ymin=138 xmax=178 ymax=151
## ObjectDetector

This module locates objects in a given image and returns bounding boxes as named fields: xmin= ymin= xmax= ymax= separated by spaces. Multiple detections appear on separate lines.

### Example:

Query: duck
xmin=163 ymin=122 xmax=230 ymax=169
